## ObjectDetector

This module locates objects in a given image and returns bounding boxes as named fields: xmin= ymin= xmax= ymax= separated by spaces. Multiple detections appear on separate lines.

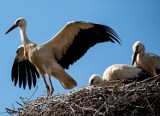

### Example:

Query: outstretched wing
xmin=12 ymin=45 xmax=40 ymax=89
xmin=44 ymin=21 xmax=121 ymax=69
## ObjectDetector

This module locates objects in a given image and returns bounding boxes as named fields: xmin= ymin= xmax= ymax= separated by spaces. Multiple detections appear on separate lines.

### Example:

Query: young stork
xmin=132 ymin=41 xmax=160 ymax=76
xmin=12 ymin=45 xmax=40 ymax=89
xmin=5 ymin=18 xmax=121 ymax=95
xmin=89 ymin=64 xmax=151 ymax=86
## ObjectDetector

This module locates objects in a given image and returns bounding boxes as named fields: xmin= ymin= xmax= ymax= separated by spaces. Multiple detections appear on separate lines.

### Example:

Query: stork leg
xmin=42 ymin=77 xmax=50 ymax=96
xmin=48 ymin=76 xmax=54 ymax=96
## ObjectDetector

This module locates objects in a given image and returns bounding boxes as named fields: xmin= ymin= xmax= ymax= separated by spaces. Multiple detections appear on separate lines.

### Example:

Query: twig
xmin=5 ymin=108 xmax=18 ymax=115
xmin=145 ymin=97 xmax=155 ymax=116
xmin=69 ymin=105 xmax=76 ymax=116
xmin=28 ymin=86 xmax=38 ymax=100
xmin=16 ymin=101 xmax=23 ymax=107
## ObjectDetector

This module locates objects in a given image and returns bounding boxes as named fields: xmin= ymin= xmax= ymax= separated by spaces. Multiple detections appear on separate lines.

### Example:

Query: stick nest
xmin=6 ymin=75 xmax=160 ymax=116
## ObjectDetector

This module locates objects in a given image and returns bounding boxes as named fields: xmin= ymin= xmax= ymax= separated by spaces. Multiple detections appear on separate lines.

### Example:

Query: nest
xmin=6 ymin=75 xmax=160 ymax=116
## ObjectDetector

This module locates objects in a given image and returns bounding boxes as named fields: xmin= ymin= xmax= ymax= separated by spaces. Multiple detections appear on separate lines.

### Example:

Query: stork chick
xmin=132 ymin=41 xmax=160 ymax=76
xmin=89 ymin=64 xmax=150 ymax=86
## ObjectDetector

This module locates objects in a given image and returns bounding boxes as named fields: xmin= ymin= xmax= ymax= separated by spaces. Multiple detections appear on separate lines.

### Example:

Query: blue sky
xmin=0 ymin=0 xmax=160 ymax=115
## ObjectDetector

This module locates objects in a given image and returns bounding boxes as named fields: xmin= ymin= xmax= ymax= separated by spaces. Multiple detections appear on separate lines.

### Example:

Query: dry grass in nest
xmin=6 ymin=75 xmax=160 ymax=116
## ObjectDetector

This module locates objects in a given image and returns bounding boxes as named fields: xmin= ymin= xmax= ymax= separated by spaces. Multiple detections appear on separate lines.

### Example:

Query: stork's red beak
xmin=5 ymin=23 xmax=18 ymax=34
xmin=132 ymin=48 xmax=139 ymax=66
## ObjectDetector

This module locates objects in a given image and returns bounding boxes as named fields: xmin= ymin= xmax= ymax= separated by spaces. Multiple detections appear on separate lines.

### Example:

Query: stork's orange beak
xmin=5 ymin=23 xmax=18 ymax=34
xmin=132 ymin=48 xmax=139 ymax=66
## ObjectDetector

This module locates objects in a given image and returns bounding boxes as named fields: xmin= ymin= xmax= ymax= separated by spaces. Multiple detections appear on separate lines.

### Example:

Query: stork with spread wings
xmin=6 ymin=18 xmax=121 ymax=96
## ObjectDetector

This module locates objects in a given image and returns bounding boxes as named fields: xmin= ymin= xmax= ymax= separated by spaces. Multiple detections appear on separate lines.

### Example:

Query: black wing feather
xmin=18 ymin=62 xmax=24 ymax=88
xmin=11 ymin=59 xmax=40 ymax=89
xmin=27 ymin=60 xmax=40 ymax=87
xmin=21 ymin=61 xmax=27 ymax=89
xmin=12 ymin=59 xmax=19 ymax=86
xmin=29 ymin=62 xmax=37 ymax=87
xmin=25 ymin=61 xmax=32 ymax=89
xmin=27 ymin=60 xmax=40 ymax=79
xmin=57 ymin=23 xmax=121 ymax=69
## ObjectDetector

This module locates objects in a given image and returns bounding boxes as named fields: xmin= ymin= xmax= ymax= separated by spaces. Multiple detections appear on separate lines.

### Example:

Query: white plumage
xmin=89 ymin=64 xmax=149 ymax=86
xmin=132 ymin=41 xmax=160 ymax=76
xmin=5 ymin=18 xmax=121 ymax=95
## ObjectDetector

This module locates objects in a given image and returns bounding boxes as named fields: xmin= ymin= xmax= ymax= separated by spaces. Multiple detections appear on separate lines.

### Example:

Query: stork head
xmin=132 ymin=41 xmax=145 ymax=65
xmin=88 ymin=74 xmax=103 ymax=86
xmin=5 ymin=17 xmax=27 ymax=34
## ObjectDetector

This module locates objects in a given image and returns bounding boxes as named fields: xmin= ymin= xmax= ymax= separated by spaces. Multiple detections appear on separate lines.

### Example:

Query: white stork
xmin=89 ymin=64 xmax=151 ymax=86
xmin=12 ymin=45 xmax=40 ymax=89
xmin=5 ymin=18 xmax=121 ymax=95
xmin=132 ymin=41 xmax=160 ymax=76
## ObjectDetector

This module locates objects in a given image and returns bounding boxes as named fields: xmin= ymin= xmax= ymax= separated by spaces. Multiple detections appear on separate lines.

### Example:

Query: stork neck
xmin=20 ymin=26 xmax=31 ymax=45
